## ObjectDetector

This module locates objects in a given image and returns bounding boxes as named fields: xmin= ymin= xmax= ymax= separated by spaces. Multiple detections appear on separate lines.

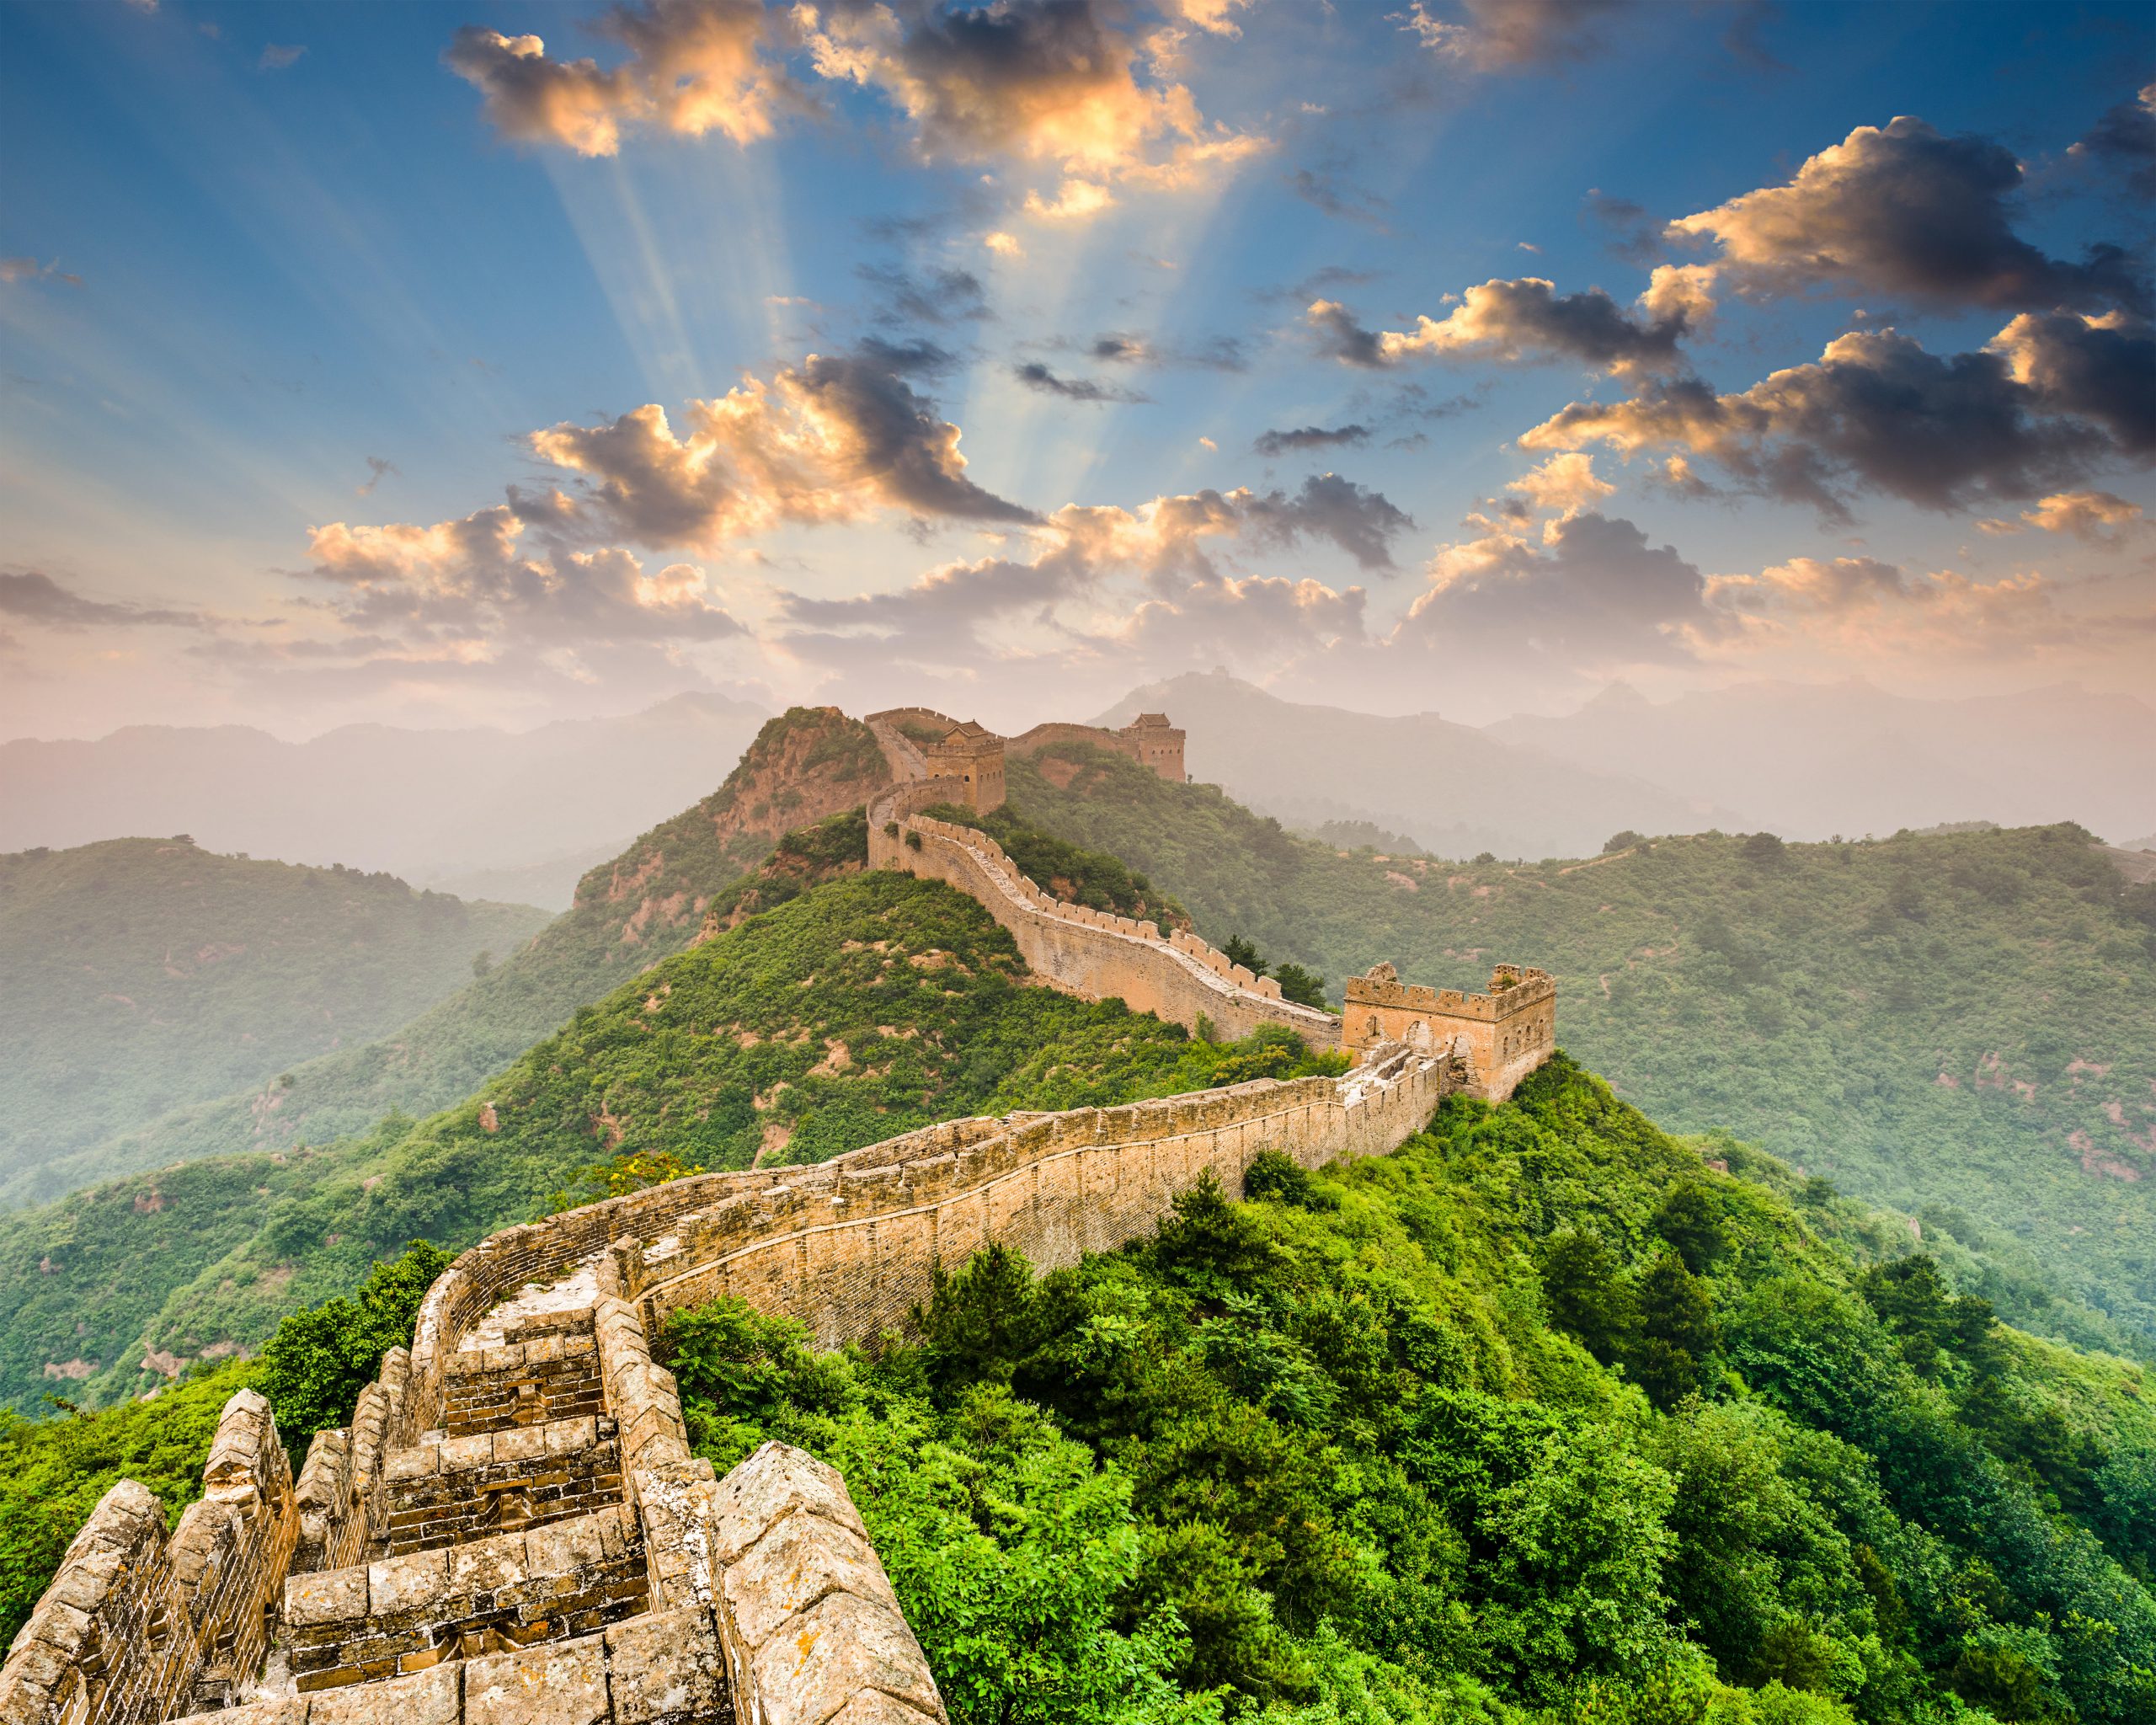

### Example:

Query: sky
xmin=2 ymin=0 xmax=2152 ymax=741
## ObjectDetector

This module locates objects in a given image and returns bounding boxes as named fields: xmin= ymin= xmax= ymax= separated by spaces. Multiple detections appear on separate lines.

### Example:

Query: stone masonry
xmin=4 ymin=702 xmax=1550 ymax=1725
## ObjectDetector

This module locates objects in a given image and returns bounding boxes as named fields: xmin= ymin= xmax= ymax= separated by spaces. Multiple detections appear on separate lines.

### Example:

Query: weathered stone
xmin=746 ymin=1591 xmax=944 ymax=1725
xmin=367 ymin=1550 xmax=449 ymax=1620
xmin=309 ymin=1660 xmax=459 ymax=1725
xmin=720 ymin=1513 xmax=895 ymax=1653
xmin=463 ymin=1635 xmax=608 ymax=1725
xmin=603 ymin=1609 xmax=725 ymax=1725
xmin=286 ymin=1566 xmax=369 ymax=1629
xmin=707 ymin=1445 xmax=865 ymax=1567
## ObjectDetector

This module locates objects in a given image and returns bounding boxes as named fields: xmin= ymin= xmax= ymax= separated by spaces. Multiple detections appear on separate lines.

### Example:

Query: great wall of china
xmin=2 ymin=708 xmax=1554 ymax=1725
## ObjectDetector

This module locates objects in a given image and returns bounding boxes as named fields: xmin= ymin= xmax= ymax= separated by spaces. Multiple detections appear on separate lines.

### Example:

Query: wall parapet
xmin=0 ymin=1388 xmax=296 ymax=1725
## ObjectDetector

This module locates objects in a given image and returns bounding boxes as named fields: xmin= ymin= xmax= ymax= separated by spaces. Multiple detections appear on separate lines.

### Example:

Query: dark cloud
xmin=1286 ymin=168 xmax=1390 ymax=228
xmin=1012 ymin=362 xmax=1147 ymax=403
xmin=1671 ymin=115 xmax=2149 ymax=313
xmin=2074 ymin=83 xmax=2156 ymax=198
xmin=1245 ymin=473 xmax=1414 ymax=570
xmin=357 ymin=456 xmax=398 ymax=498
xmin=1081 ymin=331 xmax=1246 ymax=371
xmin=1582 ymin=189 xmax=1658 ymax=264
xmin=1397 ymin=0 xmax=1633 ymax=71
xmin=857 ymin=261 xmax=991 ymax=326
xmin=1253 ymin=424 xmax=1372 ymax=457
xmin=1305 ymin=298 xmax=1388 ymax=367
xmin=0 ymin=570 xmax=207 ymax=631
xmin=1991 ymin=311 xmax=2156 ymax=455
xmin=1524 ymin=323 xmax=2143 ymax=518
xmin=857 ymin=335 xmax=959 ymax=377
xmin=1377 ymin=273 xmax=1710 ymax=377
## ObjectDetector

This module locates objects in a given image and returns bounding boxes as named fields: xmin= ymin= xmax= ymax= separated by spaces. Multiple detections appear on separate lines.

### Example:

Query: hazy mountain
xmin=0 ymin=709 xmax=887 ymax=1213
xmin=1092 ymin=672 xmax=1738 ymax=860
xmin=1489 ymin=680 xmax=2156 ymax=846
xmin=0 ymin=838 xmax=551 ymax=1190
xmin=0 ymin=692 xmax=770 ymax=890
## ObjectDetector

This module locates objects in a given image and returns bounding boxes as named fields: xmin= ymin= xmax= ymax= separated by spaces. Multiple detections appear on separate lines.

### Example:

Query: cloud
xmin=1254 ymin=424 xmax=1372 ymax=457
xmin=1583 ymin=189 xmax=1658 ymax=264
xmin=1168 ymin=0 xmax=1257 ymax=35
xmin=259 ymin=43 xmax=306 ymax=71
xmin=1286 ymin=168 xmax=1390 ymax=227
xmin=802 ymin=0 xmax=1266 ymax=212
xmin=445 ymin=0 xmax=795 ymax=156
xmin=1086 ymin=330 xmax=1246 ymax=371
xmin=1012 ymin=361 xmax=1146 ymax=403
xmin=1365 ymin=268 xmax=1714 ymax=377
xmin=1507 ymin=451 xmax=1614 ymax=513
xmin=984 ymin=229 xmax=1023 ymax=257
xmin=857 ymin=260 xmax=991 ymax=326
xmin=0 ymin=570 xmax=209 ymax=631
xmin=2072 ymin=82 xmax=2156 ymax=198
xmin=1668 ymin=115 xmax=2148 ymax=312
xmin=1396 ymin=0 xmax=1631 ymax=71
xmin=357 ymin=456 xmax=398 ymax=498
xmin=302 ymin=506 xmax=743 ymax=649
xmin=0 ymin=257 xmax=84 ymax=289
xmin=1396 ymin=510 xmax=1709 ymax=666
xmin=1706 ymin=555 xmax=1907 ymax=616
xmin=855 ymin=335 xmax=959 ymax=376
xmin=1988 ymin=310 xmax=2156 ymax=455
xmin=1983 ymin=489 xmax=2147 ymax=543
xmin=1306 ymin=298 xmax=1388 ymax=367
xmin=1524 ymin=323 xmax=2148 ymax=518
xmin=526 ymin=348 xmax=1038 ymax=547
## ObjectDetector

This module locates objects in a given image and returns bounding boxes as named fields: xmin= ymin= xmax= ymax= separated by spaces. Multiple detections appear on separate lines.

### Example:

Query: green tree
xmin=255 ymin=1239 xmax=452 ymax=1446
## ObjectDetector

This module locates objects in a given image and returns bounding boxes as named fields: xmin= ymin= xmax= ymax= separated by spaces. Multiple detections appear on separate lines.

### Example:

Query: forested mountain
xmin=1092 ymin=673 xmax=1735 ymax=862
xmin=0 ymin=692 xmax=768 ymax=896
xmin=3 ymin=708 xmax=888 ymax=1210
xmin=995 ymin=744 xmax=2156 ymax=1356
xmin=0 ymin=839 xmax=549 ymax=1195
xmin=0 ymin=833 xmax=1337 ymax=1416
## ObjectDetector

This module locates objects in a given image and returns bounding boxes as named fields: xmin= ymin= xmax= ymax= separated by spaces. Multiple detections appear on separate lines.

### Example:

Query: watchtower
xmin=1342 ymin=961 xmax=1556 ymax=1101
xmin=924 ymin=718 xmax=1007 ymax=812
xmin=1118 ymin=712 xmax=1187 ymax=782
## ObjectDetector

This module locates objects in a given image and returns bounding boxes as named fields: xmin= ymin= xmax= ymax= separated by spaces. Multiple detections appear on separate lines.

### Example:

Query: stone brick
xmin=368 ymin=1550 xmax=449 ymax=1620
xmin=602 ymin=1609 xmax=725 ymax=1725
xmin=286 ymin=1566 xmax=369 ymax=1629
xmin=720 ymin=1513 xmax=895 ymax=1653
xmin=308 ymin=1661 xmax=458 ymax=1725
xmin=707 ymin=1445 xmax=865 ymax=1567
xmin=746 ymin=1591 xmax=943 ymax=1725
xmin=463 ymin=1636 xmax=608 ymax=1725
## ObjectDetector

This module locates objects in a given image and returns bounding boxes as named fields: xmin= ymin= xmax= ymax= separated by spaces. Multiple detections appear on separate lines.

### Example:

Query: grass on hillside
xmin=998 ymin=744 xmax=2156 ymax=1359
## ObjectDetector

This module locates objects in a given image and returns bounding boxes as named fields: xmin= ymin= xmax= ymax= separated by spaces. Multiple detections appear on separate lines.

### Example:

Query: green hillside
xmin=0 ymin=853 xmax=1339 ymax=1415
xmin=0 ymin=838 xmax=550 ymax=1195
xmin=664 ymin=1059 xmax=2156 ymax=1725
xmin=3 ymin=708 xmax=889 ymax=1210
xmin=994 ymin=744 xmax=2156 ymax=1356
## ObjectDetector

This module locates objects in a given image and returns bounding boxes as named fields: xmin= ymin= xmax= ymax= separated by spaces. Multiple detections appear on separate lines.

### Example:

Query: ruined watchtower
xmin=923 ymin=718 xmax=1006 ymax=812
xmin=1342 ymin=962 xmax=1556 ymax=1102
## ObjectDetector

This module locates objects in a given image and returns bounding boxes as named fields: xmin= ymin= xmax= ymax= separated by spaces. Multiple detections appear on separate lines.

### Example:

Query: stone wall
xmin=0 ymin=1388 xmax=296 ymax=1725
xmin=867 ymin=777 xmax=1342 ymax=1049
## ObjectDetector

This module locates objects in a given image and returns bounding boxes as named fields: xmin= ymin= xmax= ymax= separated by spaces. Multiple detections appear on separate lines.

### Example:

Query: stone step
xmin=374 ymin=1413 xmax=623 ymax=1558
xmin=280 ymin=1506 xmax=646 ymax=1692
xmin=440 ymin=1323 xmax=603 ymax=1439
xmin=189 ymin=1603 xmax=728 ymax=1725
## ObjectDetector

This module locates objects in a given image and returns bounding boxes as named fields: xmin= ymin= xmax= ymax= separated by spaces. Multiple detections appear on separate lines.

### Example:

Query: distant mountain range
xmin=0 ymin=693 xmax=770 ymax=909
xmin=1488 ymin=678 xmax=2156 ymax=846
xmin=1094 ymin=673 xmax=1742 ymax=861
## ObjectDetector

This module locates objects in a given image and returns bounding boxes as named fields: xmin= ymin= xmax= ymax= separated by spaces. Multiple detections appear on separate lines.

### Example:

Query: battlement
xmin=1342 ymin=964 xmax=1556 ymax=1101
xmin=865 ymin=708 xmax=1188 ymax=817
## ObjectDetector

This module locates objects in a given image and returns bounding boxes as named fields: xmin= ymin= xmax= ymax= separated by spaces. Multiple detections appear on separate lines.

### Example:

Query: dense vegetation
xmin=0 ymin=868 xmax=1342 ymax=1415
xmin=924 ymin=798 xmax=1193 ymax=929
xmin=999 ymin=745 xmax=2156 ymax=1357
xmin=659 ymin=1059 xmax=2156 ymax=1724
xmin=12 ymin=708 xmax=889 ymax=1209
xmin=0 ymin=839 xmax=550 ymax=1205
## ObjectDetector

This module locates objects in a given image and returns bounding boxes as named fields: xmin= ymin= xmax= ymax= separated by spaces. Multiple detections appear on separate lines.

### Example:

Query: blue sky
xmin=3 ymin=0 xmax=2151 ymax=738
